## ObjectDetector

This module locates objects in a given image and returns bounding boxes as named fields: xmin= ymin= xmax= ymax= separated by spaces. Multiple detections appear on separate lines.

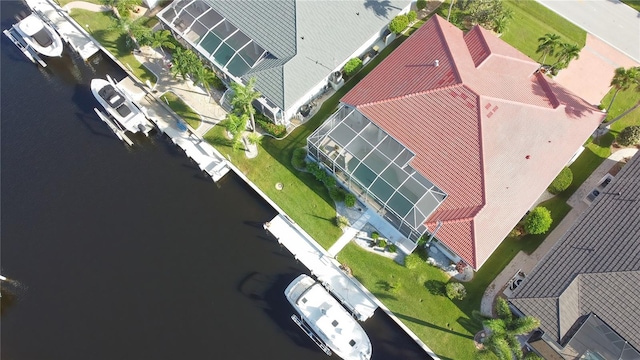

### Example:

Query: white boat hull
xmin=285 ymin=274 xmax=372 ymax=360
xmin=91 ymin=78 xmax=153 ymax=135
xmin=13 ymin=13 xmax=63 ymax=57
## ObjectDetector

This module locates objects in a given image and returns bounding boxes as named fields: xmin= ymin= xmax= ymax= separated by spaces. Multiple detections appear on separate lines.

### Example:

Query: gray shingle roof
xmin=510 ymin=152 xmax=640 ymax=351
xmin=204 ymin=0 xmax=411 ymax=112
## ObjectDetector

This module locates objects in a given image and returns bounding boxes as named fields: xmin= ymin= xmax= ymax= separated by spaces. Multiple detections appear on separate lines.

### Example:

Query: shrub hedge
xmin=255 ymin=113 xmax=286 ymax=138
xmin=547 ymin=167 xmax=573 ymax=194
xmin=617 ymin=125 xmax=640 ymax=146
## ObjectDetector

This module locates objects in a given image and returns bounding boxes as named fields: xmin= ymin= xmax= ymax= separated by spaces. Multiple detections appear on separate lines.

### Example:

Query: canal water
xmin=0 ymin=2 xmax=430 ymax=359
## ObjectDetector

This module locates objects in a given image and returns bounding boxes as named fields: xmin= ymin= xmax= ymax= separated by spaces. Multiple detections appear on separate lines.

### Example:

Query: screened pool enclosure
xmin=308 ymin=105 xmax=447 ymax=250
xmin=158 ymin=0 xmax=267 ymax=78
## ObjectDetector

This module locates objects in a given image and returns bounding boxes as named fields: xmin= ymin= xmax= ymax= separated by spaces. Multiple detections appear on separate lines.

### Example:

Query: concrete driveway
xmin=553 ymin=34 xmax=640 ymax=105
xmin=536 ymin=0 xmax=640 ymax=63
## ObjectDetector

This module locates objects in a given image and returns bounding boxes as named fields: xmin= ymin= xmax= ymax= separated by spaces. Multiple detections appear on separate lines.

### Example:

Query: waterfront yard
xmin=160 ymin=91 xmax=201 ymax=129
xmin=70 ymin=9 xmax=157 ymax=84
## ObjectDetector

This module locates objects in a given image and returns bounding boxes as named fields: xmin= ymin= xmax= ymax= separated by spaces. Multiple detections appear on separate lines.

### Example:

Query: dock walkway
xmin=26 ymin=0 xmax=99 ymax=60
xmin=267 ymin=214 xmax=378 ymax=321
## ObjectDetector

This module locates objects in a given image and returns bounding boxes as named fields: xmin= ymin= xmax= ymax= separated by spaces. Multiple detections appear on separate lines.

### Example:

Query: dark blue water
xmin=0 ymin=2 xmax=430 ymax=359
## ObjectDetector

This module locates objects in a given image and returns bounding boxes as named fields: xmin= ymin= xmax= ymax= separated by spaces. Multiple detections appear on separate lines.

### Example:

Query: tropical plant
xmin=148 ymin=29 xmax=175 ymax=57
xmin=536 ymin=33 xmax=561 ymax=65
xmin=329 ymin=187 xmax=346 ymax=202
xmin=335 ymin=216 xmax=350 ymax=229
xmin=101 ymin=0 xmax=141 ymax=19
xmin=468 ymin=0 xmax=506 ymax=29
xmin=246 ymin=132 xmax=262 ymax=146
xmin=445 ymin=282 xmax=466 ymax=300
xmin=343 ymin=58 xmax=363 ymax=77
xmin=192 ymin=65 xmax=218 ymax=100
xmin=552 ymin=42 xmax=580 ymax=70
xmin=292 ymin=147 xmax=308 ymax=170
xmin=478 ymin=298 xmax=541 ymax=360
xmin=547 ymin=167 xmax=573 ymax=194
xmin=344 ymin=193 xmax=356 ymax=207
xmin=606 ymin=67 xmax=640 ymax=113
xmin=171 ymin=47 xmax=201 ymax=80
xmin=389 ymin=14 xmax=409 ymax=34
xmin=129 ymin=20 xmax=152 ymax=46
xmin=230 ymin=77 xmax=261 ymax=133
xmin=371 ymin=231 xmax=380 ymax=240
xmin=256 ymin=115 xmax=286 ymax=137
xmin=524 ymin=207 xmax=552 ymax=235
xmin=225 ymin=112 xmax=248 ymax=142
xmin=416 ymin=0 xmax=427 ymax=10
xmin=616 ymin=126 xmax=640 ymax=147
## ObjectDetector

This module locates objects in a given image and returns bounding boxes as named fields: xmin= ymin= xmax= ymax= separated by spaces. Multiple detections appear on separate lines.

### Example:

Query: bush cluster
xmin=389 ymin=14 xmax=409 ymax=34
xmin=547 ymin=167 xmax=573 ymax=194
xmin=416 ymin=0 xmax=427 ymax=10
xmin=335 ymin=215 xmax=350 ymax=229
xmin=525 ymin=207 xmax=553 ymax=235
xmin=617 ymin=126 xmax=640 ymax=147
xmin=343 ymin=58 xmax=363 ymax=77
xmin=329 ymin=187 xmax=346 ymax=202
xmin=256 ymin=114 xmax=286 ymax=138
xmin=407 ymin=10 xmax=417 ymax=23
xmin=445 ymin=282 xmax=467 ymax=300
xmin=292 ymin=148 xmax=307 ymax=169
xmin=344 ymin=193 xmax=356 ymax=208
xmin=404 ymin=253 xmax=423 ymax=269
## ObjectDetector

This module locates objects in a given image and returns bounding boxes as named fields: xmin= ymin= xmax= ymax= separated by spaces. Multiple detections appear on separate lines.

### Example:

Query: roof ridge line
xmin=434 ymin=15 xmax=463 ymax=84
xmin=356 ymin=83 xmax=465 ymax=108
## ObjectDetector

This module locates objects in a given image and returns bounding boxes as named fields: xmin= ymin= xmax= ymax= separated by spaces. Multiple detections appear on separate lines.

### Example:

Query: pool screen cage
xmin=307 ymin=105 xmax=447 ymax=245
xmin=158 ymin=0 xmax=267 ymax=79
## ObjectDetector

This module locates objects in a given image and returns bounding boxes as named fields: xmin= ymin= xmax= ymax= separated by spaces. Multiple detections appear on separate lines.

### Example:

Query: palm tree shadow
xmin=363 ymin=0 xmax=402 ymax=18
xmin=394 ymin=312 xmax=474 ymax=340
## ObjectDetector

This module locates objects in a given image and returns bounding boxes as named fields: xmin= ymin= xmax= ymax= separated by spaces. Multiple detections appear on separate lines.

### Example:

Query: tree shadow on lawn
xmin=424 ymin=279 xmax=446 ymax=296
xmin=394 ymin=312 xmax=474 ymax=340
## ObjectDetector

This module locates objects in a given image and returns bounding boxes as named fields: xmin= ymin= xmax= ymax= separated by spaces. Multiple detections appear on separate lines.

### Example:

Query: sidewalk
xmin=480 ymin=147 xmax=638 ymax=315
xmin=132 ymin=48 xmax=227 ymax=137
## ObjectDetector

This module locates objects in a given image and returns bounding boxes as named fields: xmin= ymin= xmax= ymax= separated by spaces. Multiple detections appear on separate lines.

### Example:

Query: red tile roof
xmin=341 ymin=15 xmax=604 ymax=269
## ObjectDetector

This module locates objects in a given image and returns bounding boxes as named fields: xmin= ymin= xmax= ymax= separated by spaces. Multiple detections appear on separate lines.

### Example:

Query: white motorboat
xmin=285 ymin=274 xmax=372 ymax=360
xmin=91 ymin=77 xmax=154 ymax=136
xmin=13 ymin=13 xmax=63 ymax=57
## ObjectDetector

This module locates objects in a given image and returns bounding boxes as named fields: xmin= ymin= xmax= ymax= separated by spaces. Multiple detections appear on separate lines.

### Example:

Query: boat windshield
xmin=115 ymin=104 xmax=132 ymax=117
xmin=32 ymin=28 xmax=52 ymax=47
xmin=98 ymin=85 xmax=126 ymax=109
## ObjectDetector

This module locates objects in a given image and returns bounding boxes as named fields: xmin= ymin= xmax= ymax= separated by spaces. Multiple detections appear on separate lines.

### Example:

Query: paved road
xmin=536 ymin=0 xmax=640 ymax=63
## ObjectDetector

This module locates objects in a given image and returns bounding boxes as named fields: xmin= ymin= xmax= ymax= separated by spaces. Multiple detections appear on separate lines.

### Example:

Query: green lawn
xmin=69 ymin=9 xmax=157 ymax=84
xmin=338 ymin=244 xmax=481 ymax=360
xmin=621 ymin=0 xmax=640 ymax=12
xmin=501 ymin=0 xmax=586 ymax=62
xmin=160 ymin=92 xmax=201 ymax=129
xmin=57 ymin=0 xmax=102 ymax=6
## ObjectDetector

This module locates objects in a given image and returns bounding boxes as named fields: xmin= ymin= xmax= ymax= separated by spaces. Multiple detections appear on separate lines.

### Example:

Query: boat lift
xmin=93 ymin=108 xmax=134 ymax=146
xmin=3 ymin=26 xmax=47 ymax=67
xmin=290 ymin=314 xmax=333 ymax=356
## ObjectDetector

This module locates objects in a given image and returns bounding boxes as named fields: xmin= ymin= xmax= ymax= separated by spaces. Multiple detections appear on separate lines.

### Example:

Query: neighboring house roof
xmin=340 ymin=15 xmax=604 ymax=268
xmin=202 ymin=0 xmax=411 ymax=113
xmin=510 ymin=152 xmax=640 ymax=352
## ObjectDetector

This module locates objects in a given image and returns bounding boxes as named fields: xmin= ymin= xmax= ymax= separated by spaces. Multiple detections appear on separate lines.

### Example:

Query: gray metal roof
xmin=204 ymin=0 xmax=411 ymax=112
xmin=510 ymin=152 xmax=640 ymax=351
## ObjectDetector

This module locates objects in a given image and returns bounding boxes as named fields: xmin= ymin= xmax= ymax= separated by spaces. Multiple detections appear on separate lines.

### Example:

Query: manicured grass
xmin=69 ymin=9 xmax=157 ymax=84
xmin=337 ymin=243 xmax=481 ymax=360
xmin=500 ymin=0 xmax=586 ymax=62
xmin=57 ymin=0 xmax=102 ymax=6
xmin=621 ymin=0 xmax=640 ymax=12
xmin=160 ymin=92 xmax=201 ymax=129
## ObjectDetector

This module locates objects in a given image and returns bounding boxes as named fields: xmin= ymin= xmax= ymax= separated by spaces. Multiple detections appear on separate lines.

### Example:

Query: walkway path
xmin=480 ymin=147 xmax=638 ymax=315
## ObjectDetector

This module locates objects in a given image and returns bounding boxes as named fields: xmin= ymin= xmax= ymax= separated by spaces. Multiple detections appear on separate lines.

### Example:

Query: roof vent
xmin=434 ymin=60 xmax=440 ymax=67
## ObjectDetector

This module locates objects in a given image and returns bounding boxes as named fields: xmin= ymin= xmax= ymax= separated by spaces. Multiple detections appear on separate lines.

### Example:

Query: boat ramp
xmin=25 ymin=0 xmax=99 ymax=60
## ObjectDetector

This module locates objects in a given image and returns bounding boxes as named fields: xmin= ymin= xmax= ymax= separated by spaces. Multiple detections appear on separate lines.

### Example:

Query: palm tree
xmin=553 ymin=42 xmax=580 ymax=70
xmin=171 ymin=47 xmax=200 ymax=80
xmin=477 ymin=298 xmax=540 ymax=360
xmin=536 ymin=33 xmax=561 ymax=65
xmin=230 ymin=77 xmax=261 ymax=132
xmin=148 ymin=29 xmax=175 ymax=57
xmin=602 ymin=68 xmax=640 ymax=127
xmin=192 ymin=65 xmax=217 ymax=101
xmin=225 ymin=113 xmax=248 ymax=151
xmin=606 ymin=67 xmax=640 ymax=113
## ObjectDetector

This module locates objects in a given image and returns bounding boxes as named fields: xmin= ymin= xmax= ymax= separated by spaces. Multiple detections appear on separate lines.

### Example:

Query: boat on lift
xmin=285 ymin=274 xmax=372 ymax=360
xmin=91 ymin=75 xmax=154 ymax=136
xmin=11 ymin=12 xmax=63 ymax=57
